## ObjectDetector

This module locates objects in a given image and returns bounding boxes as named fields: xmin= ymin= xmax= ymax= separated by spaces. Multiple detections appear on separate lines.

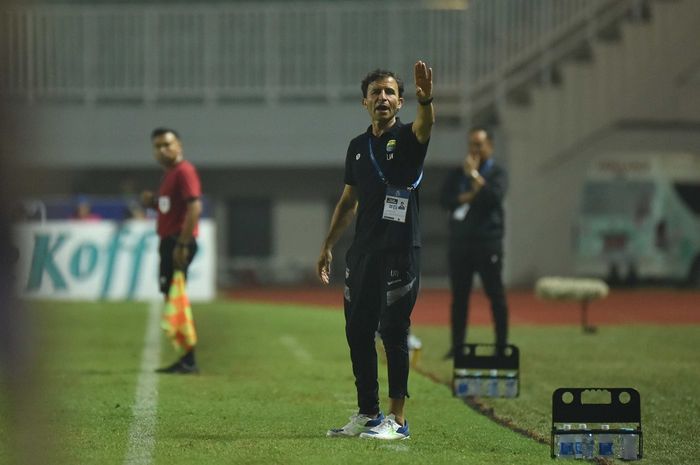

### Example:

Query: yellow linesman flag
xmin=161 ymin=270 xmax=197 ymax=353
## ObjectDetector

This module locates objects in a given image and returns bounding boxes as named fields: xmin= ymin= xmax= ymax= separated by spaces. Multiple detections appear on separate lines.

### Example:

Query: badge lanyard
xmin=368 ymin=137 xmax=423 ymax=190
xmin=368 ymin=136 xmax=422 ymax=223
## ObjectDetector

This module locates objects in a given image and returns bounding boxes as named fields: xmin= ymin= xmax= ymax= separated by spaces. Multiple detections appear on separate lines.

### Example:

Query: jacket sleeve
xmin=439 ymin=169 xmax=462 ymax=211
xmin=471 ymin=165 xmax=508 ymax=209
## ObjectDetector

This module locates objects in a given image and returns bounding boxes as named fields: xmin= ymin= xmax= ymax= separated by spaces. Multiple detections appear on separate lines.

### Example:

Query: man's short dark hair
xmin=361 ymin=69 xmax=404 ymax=98
xmin=469 ymin=126 xmax=493 ymax=141
xmin=151 ymin=127 xmax=180 ymax=140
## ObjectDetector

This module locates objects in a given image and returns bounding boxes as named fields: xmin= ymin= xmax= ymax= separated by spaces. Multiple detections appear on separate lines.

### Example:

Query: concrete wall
xmin=10 ymin=101 xmax=465 ymax=169
xmin=500 ymin=0 xmax=700 ymax=285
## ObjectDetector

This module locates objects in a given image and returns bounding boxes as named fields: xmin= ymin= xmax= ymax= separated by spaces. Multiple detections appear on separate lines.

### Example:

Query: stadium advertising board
xmin=14 ymin=220 xmax=216 ymax=301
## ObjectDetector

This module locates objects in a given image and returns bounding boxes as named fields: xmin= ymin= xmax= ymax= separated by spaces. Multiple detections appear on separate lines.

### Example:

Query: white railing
xmin=0 ymin=0 xmax=644 ymax=117
xmin=0 ymin=3 xmax=467 ymax=102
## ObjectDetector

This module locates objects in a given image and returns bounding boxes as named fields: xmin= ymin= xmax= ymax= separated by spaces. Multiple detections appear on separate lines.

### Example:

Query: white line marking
xmin=379 ymin=443 xmax=410 ymax=452
xmin=123 ymin=300 xmax=162 ymax=465
xmin=279 ymin=335 xmax=312 ymax=363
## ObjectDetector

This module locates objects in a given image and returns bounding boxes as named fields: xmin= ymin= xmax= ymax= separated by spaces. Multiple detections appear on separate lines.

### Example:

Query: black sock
xmin=180 ymin=349 xmax=196 ymax=366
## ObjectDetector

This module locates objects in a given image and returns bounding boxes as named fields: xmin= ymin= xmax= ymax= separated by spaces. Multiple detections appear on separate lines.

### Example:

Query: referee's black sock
xmin=180 ymin=349 xmax=196 ymax=366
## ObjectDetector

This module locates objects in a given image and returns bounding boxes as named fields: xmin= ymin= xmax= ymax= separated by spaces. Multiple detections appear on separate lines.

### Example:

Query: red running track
xmin=228 ymin=287 xmax=700 ymax=326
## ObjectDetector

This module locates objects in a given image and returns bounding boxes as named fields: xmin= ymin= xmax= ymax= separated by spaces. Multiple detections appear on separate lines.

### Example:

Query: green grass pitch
xmin=0 ymin=300 xmax=697 ymax=464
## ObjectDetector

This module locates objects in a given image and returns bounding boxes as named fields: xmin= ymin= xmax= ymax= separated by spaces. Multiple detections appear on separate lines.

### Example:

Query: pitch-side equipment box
xmin=453 ymin=344 xmax=520 ymax=398
xmin=551 ymin=387 xmax=642 ymax=460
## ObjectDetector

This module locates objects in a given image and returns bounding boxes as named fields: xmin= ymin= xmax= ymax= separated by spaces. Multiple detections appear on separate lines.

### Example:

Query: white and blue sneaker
xmin=359 ymin=414 xmax=410 ymax=440
xmin=326 ymin=412 xmax=385 ymax=437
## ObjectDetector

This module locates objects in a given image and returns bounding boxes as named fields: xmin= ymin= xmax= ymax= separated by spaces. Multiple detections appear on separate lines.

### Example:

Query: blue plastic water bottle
xmin=487 ymin=369 xmax=499 ymax=397
xmin=556 ymin=424 xmax=575 ymax=459
xmin=453 ymin=369 xmax=468 ymax=397
xmin=620 ymin=428 xmax=639 ymax=460
xmin=504 ymin=372 xmax=518 ymax=397
xmin=597 ymin=424 xmax=615 ymax=458
xmin=471 ymin=370 xmax=483 ymax=396
xmin=582 ymin=424 xmax=594 ymax=459
xmin=574 ymin=424 xmax=586 ymax=459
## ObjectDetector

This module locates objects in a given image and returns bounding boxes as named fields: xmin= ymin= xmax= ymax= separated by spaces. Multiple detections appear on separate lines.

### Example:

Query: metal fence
xmin=1 ymin=0 xmax=641 ymax=114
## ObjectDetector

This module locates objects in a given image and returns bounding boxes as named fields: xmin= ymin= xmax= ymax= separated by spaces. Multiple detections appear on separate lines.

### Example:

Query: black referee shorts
xmin=158 ymin=235 xmax=198 ymax=296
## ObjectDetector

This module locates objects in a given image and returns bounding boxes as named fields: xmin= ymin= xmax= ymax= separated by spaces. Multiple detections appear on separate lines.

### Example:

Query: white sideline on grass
xmin=123 ymin=300 xmax=162 ymax=465
xmin=279 ymin=335 xmax=313 ymax=364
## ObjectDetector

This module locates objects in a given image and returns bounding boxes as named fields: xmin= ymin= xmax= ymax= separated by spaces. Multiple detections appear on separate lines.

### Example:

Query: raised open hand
xmin=414 ymin=61 xmax=433 ymax=103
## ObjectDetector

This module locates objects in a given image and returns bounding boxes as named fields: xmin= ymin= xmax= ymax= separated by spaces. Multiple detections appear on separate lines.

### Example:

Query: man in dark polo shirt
xmin=141 ymin=127 xmax=202 ymax=374
xmin=317 ymin=61 xmax=434 ymax=441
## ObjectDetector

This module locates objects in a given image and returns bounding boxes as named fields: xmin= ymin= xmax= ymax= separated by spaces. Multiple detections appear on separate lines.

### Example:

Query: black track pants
xmin=448 ymin=242 xmax=508 ymax=350
xmin=343 ymin=247 xmax=420 ymax=415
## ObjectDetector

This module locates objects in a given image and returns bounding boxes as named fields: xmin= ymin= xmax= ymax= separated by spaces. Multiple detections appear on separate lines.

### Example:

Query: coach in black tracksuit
xmin=440 ymin=127 xmax=509 ymax=358
xmin=317 ymin=63 xmax=434 ymax=434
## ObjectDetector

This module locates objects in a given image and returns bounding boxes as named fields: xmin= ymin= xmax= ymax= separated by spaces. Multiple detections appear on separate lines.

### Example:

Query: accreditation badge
xmin=382 ymin=186 xmax=410 ymax=223
xmin=158 ymin=196 xmax=171 ymax=213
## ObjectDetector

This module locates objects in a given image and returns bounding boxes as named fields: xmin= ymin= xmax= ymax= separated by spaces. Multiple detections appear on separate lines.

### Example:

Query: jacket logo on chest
xmin=386 ymin=139 xmax=396 ymax=160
